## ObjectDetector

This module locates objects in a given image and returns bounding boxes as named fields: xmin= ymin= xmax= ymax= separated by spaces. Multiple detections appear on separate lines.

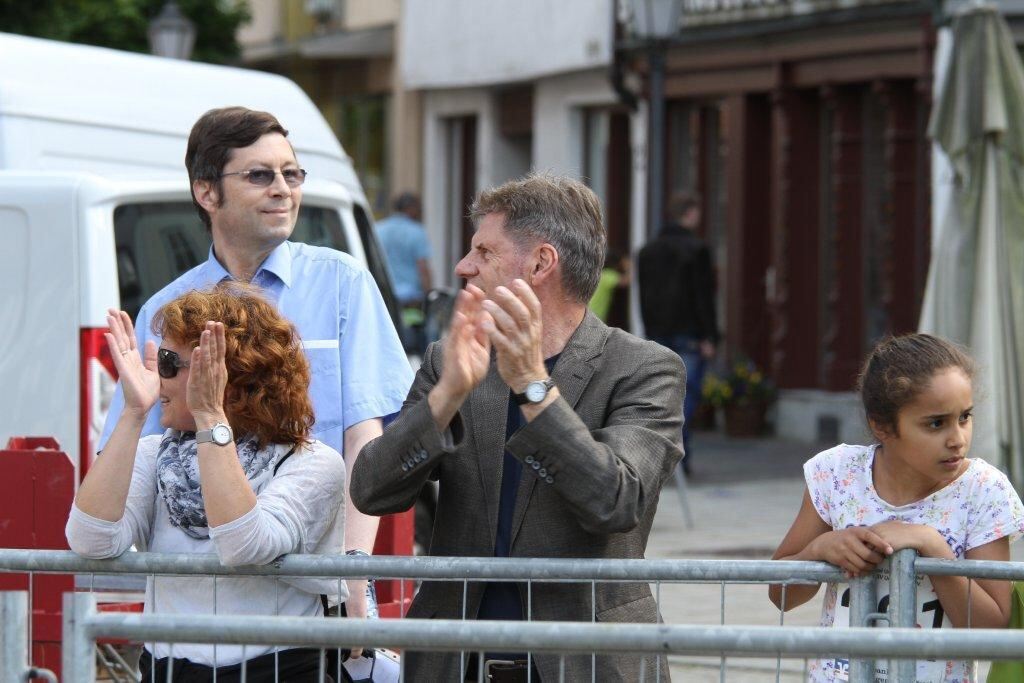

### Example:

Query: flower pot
xmin=690 ymin=402 xmax=717 ymax=431
xmin=723 ymin=402 xmax=767 ymax=437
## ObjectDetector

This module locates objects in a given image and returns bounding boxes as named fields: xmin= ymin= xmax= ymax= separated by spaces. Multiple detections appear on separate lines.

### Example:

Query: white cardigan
xmin=66 ymin=434 xmax=348 ymax=666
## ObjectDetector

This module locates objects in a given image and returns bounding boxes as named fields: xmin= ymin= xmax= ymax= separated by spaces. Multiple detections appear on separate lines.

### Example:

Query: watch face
xmin=525 ymin=381 xmax=548 ymax=403
xmin=211 ymin=424 xmax=232 ymax=445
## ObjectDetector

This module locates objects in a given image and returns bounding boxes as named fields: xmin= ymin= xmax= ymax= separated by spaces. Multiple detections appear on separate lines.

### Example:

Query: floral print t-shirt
xmin=803 ymin=443 xmax=1024 ymax=683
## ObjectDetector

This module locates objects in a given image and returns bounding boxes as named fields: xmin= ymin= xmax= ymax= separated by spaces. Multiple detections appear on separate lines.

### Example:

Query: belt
xmin=485 ymin=658 xmax=532 ymax=683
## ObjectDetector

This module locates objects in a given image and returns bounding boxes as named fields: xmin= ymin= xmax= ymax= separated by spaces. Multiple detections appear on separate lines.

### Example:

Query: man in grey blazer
xmin=351 ymin=173 xmax=685 ymax=681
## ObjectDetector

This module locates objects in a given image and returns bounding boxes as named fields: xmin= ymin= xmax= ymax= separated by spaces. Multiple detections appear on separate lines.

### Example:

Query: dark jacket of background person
xmin=350 ymin=311 xmax=685 ymax=681
xmin=637 ymin=222 xmax=719 ymax=343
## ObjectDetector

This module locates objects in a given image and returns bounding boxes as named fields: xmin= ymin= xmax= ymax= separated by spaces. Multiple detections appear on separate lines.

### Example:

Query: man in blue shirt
xmin=376 ymin=192 xmax=432 ymax=305
xmin=99 ymin=107 xmax=412 ymax=639
xmin=375 ymin=192 xmax=433 ymax=352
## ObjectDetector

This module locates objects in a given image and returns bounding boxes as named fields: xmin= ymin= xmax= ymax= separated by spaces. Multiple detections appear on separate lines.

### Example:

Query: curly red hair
xmin=152 ymin=282 xmax=315 ymax=448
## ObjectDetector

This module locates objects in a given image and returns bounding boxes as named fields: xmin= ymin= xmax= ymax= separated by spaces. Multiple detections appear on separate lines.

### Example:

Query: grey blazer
xmin=351 ymin=311 xmax=685 ymax=681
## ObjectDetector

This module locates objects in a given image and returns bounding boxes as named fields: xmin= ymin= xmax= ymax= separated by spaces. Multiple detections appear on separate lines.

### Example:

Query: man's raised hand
xmin=481 ymin=279 xmax=545 ymax=392
xmin=429 ymin=285 xmax=491 ymax=430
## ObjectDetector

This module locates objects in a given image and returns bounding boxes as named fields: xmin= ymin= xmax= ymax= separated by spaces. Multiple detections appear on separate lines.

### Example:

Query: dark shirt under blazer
xmin=351 ymin=311 xmax=685 ymax=681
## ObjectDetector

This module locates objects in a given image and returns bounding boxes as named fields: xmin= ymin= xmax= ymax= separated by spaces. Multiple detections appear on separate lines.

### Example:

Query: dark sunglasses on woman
xmin=157 ymin=348 xmax=191 ymax=379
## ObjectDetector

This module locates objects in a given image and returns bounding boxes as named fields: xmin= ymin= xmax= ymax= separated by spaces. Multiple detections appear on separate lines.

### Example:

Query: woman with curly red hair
xmin=66 ymin=282 xmax=346 ymax=681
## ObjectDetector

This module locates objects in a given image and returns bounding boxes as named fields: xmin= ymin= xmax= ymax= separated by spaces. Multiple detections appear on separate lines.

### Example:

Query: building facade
xmin=617 ymin=0 xmax=938 ymax=441
xmin=402 ymin=0 xmax=646 ymax=329
xmin=236 ymin=1 xmax=1010 ymax=443
xmin=237 ymin=0 xmax=420 ymax=216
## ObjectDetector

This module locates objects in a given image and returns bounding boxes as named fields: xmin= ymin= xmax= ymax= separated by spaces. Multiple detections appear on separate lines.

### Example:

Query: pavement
xmin=649 ymin=429 xmax=1023 ymax=681
xmin=646 ymin=429 xmax=822 ymax=681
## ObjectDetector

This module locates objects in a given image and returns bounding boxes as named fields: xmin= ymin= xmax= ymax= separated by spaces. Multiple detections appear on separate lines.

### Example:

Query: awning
xmin=242 ymin=25 xmax=393 ymax=63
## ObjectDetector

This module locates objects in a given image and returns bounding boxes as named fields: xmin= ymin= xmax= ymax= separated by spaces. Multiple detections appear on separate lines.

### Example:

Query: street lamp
xmin=623 ymin=0 xmax=683 ymax=237
xmin=148 ymin=1 xmax=197 ymax=60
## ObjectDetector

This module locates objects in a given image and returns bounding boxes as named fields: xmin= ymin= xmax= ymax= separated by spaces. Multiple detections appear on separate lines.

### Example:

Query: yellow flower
xmin=750 ymin=371 xmax=762 ymax=384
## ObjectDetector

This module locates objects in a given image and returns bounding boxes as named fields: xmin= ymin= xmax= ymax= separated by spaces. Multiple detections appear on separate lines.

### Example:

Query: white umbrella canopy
xmin=922 ymin=2 xmax=1024 ymax=488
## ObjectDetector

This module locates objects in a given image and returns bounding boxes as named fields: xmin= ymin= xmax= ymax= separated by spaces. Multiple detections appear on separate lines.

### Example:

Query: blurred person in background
xmin=638 ymin=191 xmax=718 ymax=474
xmin=376 ymin=191 xmax=434 ymax=354
xmin=588 ymin=247 xmax=631 ymax=323
xmin=68 ymin=283 xmax=346 ymax=681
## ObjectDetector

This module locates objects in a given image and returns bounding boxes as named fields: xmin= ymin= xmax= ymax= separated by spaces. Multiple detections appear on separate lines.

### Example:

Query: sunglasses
xmin=157 ymin=348 xmax=191 ymax=379
xmin=218 ymin=168 xmax=308 ymax=187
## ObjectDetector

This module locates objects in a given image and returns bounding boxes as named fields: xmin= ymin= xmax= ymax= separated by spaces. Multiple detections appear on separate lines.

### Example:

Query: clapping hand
xmin=429 ymin=285 xmax=491 ymax=431
xmin=480 ymin=279 xmax=545 ymax=392
xmin=186 ymin=321 xmax=229 ymax=423
xmin=104 ymin=309 xmax=159 ymax=416
xmin=437 ymin=284 xmax=491 ymax=400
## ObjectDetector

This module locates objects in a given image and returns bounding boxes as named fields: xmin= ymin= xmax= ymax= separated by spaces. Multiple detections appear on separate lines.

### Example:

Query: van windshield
xmin=113 ymin=202 xmax=352 ymax=321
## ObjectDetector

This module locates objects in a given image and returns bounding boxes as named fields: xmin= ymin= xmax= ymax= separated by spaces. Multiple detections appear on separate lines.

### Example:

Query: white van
xmin=0 ymin=33 xmax=401 ymax=482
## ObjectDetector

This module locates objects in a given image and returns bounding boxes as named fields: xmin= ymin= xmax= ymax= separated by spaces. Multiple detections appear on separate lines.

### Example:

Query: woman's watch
xmin=346 ymin=550 xmax=379 ymax=619
xmin=196 ymin=422 xmax=233 ymax=446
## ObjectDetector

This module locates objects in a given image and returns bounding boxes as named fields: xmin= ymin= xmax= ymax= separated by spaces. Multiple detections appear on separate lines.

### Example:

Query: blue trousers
xmin=651 ymin=334 xmax=704 ymax=462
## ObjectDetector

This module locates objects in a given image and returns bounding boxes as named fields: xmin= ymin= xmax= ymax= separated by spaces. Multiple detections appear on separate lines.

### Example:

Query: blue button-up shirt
xmin=99 ymin=241 xmax=413 ymax=456
xmin=375 ymin=213 xmax=431 ymax=302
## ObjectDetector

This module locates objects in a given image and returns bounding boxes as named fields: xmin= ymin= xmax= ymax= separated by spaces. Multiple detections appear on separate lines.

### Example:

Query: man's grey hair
xmin=470 ymin=173 xmax=606 ymax=303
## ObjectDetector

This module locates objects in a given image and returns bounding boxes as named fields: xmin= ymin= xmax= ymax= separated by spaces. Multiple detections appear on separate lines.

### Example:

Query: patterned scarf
xmin=155 ymin=430 xmax=277 ymax=540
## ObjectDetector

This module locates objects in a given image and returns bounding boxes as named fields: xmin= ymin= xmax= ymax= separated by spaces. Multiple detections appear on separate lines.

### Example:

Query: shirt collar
xmin=258 ymin=241 xmax=293 ymax=288
xmin=204 ymin=241 xmax=293 ymax=288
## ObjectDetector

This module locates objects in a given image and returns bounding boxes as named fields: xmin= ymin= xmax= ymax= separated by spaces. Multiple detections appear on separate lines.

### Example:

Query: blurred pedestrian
xmin=588 ymin=248 xmax=631 ymax=323
xmin=637 ymin=191 xmax=718 ymax=473
xmin=376 ymin=192 xmax=433 ymax=353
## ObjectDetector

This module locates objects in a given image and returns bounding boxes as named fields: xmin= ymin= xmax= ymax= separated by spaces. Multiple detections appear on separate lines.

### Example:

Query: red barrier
xmin=372 ymin=509 xmax=415 ymax=618
xmin=0 ymin=437 xmax=75 ymax=679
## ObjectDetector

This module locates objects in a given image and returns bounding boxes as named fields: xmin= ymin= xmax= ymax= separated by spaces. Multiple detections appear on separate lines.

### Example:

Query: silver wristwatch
xmin=196 ymin=422 xmax=234 ymax=447
xmin=512 ymin=377 xmax=556 ymax=405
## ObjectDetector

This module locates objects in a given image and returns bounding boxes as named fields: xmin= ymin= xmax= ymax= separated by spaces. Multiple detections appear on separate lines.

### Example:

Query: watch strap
xmin=196 ymin=422 xmax=232 ymax=446
xmin=512 ymin=377 xmax=555 ymax=405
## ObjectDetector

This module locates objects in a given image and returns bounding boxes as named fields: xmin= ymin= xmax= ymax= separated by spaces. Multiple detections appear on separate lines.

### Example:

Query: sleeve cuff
xmin=505 ymin=398 xmax=579 ymax=486
xmin=69 ymin=503 xmax=124 ymax=529
xmin=408 ymin=398 xmax=461 ymax=451
xmin=383 ymin=398 xmax=462 ymax=476
xmin=208 ymin=503 xmax=260 ymax=537
xmin=344 ymin=388 xmax=411 ymax=429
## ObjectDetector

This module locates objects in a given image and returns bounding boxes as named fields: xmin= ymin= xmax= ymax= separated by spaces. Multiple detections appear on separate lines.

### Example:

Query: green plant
xmin=702 ymin=357 xmax=776 ymax=408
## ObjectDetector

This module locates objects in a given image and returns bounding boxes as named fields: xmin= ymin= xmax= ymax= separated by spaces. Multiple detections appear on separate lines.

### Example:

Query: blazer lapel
xmin=468 ymin=360 xmax=509 ymax=542
xmin=509 ymin=312 xmax=609 ymax=547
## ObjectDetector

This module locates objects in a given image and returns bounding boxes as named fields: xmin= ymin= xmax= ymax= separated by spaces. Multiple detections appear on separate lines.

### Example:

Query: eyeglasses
xmin=218 ymin=168 xmax=308 ymax=187
xmin=157 ymin=348 xmax=191 ymax=379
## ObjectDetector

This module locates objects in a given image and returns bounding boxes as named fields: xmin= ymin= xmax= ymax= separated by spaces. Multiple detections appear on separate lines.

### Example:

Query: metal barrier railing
xmin=0 ymin=548 xmax=845 ymax=582
xmin=3 ymin=549 xmax=1024 ymax=682
xmin=49 ymin=593 xmax=1024 ymax=683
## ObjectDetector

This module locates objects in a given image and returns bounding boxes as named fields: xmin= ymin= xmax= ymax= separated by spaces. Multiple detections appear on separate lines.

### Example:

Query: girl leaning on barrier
xmin=769 ymin=333 xmax=1024 ymax=683
xmin=66 ymin=282 xmax=347 ymax=682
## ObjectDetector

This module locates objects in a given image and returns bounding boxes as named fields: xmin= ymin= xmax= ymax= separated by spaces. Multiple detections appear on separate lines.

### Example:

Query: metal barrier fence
xmin=3 ymin=549 xmax=1024 ymax=682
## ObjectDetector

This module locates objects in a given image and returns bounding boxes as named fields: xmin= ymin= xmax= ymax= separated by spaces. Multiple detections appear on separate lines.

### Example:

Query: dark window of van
xmin=113 ymin=203 xmax=349 ymax=321
xmin=351 ymin=203 xmax=404 ymax=338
